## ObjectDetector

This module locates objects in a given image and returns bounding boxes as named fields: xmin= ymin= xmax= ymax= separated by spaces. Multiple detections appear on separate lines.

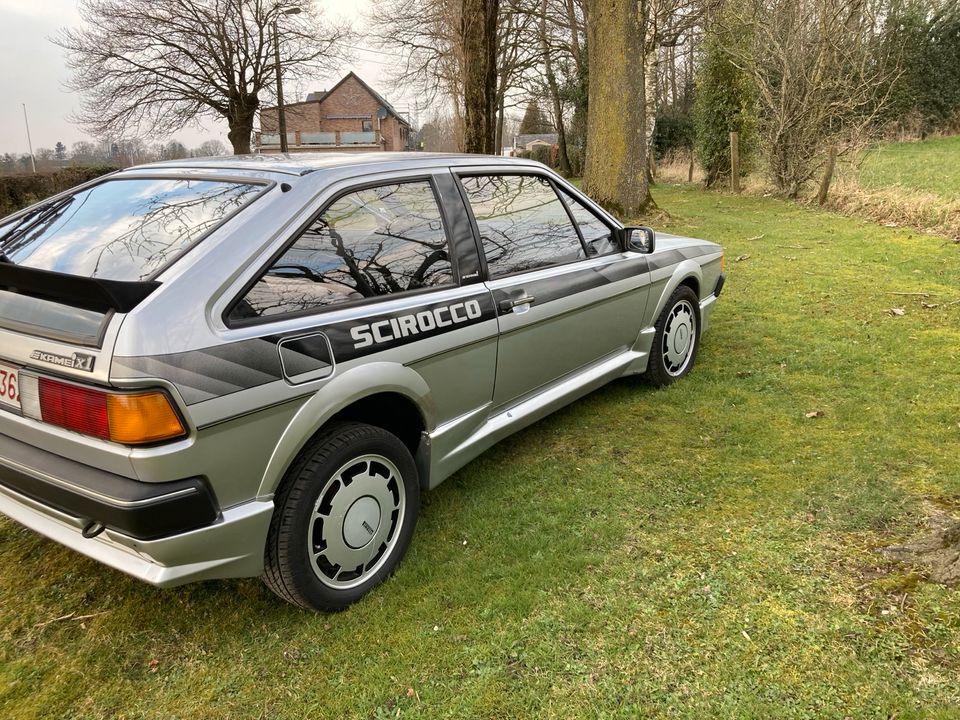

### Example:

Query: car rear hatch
xmin=0 ymin=173 xmax=267 ymax=455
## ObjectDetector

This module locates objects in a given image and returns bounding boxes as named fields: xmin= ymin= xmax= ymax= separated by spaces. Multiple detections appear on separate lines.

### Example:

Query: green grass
xmin=2 ymin=185 xmax=960 ymax=719
xmin=858 ymin=135 xmax=960 ymax=200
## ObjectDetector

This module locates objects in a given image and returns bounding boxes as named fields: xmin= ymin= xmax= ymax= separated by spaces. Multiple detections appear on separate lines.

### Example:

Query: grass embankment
xmin=858 ymin=135 xmax=960 ymax=200
xmin=824 ymin=136 xmax=960 ymax=240
xmin=2 ymin=186 xmax=959 ymax=718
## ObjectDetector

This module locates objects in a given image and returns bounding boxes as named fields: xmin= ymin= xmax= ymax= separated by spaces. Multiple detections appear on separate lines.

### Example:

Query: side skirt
xmin=427 ymin=349 xmax=644 ymax=488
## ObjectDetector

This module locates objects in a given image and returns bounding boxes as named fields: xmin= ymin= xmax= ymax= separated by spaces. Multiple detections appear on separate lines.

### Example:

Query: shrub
xmin=694 ymin=7 xmax=758 ymax=187
xmin=0 ymin=166 xmax=119 ymax=217
xmin=529 ymin=144 xmax=552 ymax=166
xmin=654 ymin=111 xmax=695 ymax=160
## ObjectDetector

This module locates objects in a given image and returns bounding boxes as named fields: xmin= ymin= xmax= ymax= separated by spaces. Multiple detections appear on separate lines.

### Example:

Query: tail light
xmin=19 ymin=375 xmax=186 ymax=445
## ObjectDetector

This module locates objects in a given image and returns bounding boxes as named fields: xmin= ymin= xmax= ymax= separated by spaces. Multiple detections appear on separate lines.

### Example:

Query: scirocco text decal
xmin=350 ymin=299 xmax=484 ymax=349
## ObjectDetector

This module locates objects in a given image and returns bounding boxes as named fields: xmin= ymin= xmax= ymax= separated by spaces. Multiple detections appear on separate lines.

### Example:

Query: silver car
xmin=0 ymin=153 xmax=725 ymax=611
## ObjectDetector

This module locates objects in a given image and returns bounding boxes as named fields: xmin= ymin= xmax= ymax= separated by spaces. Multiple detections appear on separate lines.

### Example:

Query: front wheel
xmin=644 ymin=285 xmax=701 ymax=387
xmin=263 ymin=422 xmax=420 ymax=611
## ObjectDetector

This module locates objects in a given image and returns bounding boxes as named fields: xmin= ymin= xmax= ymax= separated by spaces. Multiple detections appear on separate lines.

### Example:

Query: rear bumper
xmin=0 ymin=432 xmax=217 ymax=540
xmin=0 ymin=433 xmax=273 ymax=587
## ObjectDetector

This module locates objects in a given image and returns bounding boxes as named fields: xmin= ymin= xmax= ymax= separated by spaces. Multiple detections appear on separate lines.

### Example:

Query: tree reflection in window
xmin=460 ymin=175 xmax=584 ymax=278
xmin=2 ymin=179 xmax=261 ymax=281
xmin=236 ymin=181 xmax=453 ymax=319
xmin=557 ymin=187 xmax=617 ymax=257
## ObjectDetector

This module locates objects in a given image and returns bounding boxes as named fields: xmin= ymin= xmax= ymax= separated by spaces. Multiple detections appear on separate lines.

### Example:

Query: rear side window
xmin=231 ymin=180 xmax=453 ymax=320
xmin=459 ymin=175 xmax=584 ymax=278
xmin=0 ymin=178 xmax=262 ymax=281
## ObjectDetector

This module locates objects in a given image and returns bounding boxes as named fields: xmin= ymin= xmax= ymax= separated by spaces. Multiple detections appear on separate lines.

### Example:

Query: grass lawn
xmin=858 ymin=135 xmax=960 ymax=201
xmin=2 ymin=185 xmax=959 ymax=719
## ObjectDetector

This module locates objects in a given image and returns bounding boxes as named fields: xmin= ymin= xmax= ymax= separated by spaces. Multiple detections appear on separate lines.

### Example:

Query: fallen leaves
xmin=735 ymin=254 xmax=751 ymax=262
xmin=888 ymin=308 xmax=905 ymax=316
xmin=805 ymin=410 xmax=825 ymax=419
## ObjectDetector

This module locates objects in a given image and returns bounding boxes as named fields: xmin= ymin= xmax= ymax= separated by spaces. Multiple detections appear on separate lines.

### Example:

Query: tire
xmin=263 ymin=422 xmax=420 ymax=612
xmin=644 ymin=285 xmax=701 ymax=388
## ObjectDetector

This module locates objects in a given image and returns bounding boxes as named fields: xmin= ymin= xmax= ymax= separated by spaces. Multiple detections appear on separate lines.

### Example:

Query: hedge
xmin=0 ymin=166 xmax=119 ymax=218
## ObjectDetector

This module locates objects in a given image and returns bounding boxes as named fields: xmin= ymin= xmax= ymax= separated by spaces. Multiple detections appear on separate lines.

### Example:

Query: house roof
xmin=515 ymin=133 xmax=559 ymax=148
xmin=265 ymin=72 xmax=411 ymax=128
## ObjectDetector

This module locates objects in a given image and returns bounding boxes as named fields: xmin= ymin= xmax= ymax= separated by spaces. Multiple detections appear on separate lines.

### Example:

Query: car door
xmin=456 ymin=171 xmax=651 ymax=409
xmin=225 ymin=171 xmax=498 ymax=432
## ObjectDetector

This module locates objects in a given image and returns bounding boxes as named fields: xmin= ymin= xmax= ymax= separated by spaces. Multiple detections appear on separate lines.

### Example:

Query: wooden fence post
xmin=730 ymin=131 xmax=740 ymax=193
xmin=817 ymin=145 xmax=838 ymax=205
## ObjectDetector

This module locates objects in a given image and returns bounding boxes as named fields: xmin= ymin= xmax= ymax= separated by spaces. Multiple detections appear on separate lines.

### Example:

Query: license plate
xmin=0 ymin=361 xmax=21 ymax=411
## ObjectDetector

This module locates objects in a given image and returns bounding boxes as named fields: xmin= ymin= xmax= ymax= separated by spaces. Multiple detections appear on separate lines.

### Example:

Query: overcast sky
xmin=0 ymin=0 xmax=413 ymax=155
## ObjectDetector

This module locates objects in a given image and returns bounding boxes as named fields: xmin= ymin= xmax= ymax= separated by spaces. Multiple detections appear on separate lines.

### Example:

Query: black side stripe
xmin=112 ymin=291 xmax=498 ymax=404
xmin=492 ymin=256 xmax=649 ymax=315
xmin=647 ymin=245 xmax=719 ymax=272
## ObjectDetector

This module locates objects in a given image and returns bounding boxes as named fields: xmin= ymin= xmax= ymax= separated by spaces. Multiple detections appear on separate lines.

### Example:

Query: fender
xmin=642 ymin=260 xmax=704 ymax=334
xmin=625 ymin=260 xmax=703 ymax=373
xmin=255 ymin=361 xmax=433 ymax=498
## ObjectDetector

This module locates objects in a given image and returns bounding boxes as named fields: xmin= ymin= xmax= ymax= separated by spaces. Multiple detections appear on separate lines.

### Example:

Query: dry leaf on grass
xmin=888 ymin=308 xmax=906 ymax=316
xmin=805 ymin=410 xmax=825 ymax=418
xmin=735 ymin=254 xmax=751 ymax=262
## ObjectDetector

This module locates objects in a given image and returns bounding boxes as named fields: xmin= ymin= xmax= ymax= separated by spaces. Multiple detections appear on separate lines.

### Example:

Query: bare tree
xmin=642 ymin=0 xmax=719 ymax=178
xmin=194 ymin=140 xmax=229 ymax=157
xmin=370 ymin=0 xmax=537 ymax=151
xmin=462 ymin=0 xmax=500 ymax=152
xmin=369 ymin=0 xmax=468 ymax=145
xmin=730 ymin=0 xmax=897 ymax=197
xmin=55 ymin=0 xmax=352 ymax=155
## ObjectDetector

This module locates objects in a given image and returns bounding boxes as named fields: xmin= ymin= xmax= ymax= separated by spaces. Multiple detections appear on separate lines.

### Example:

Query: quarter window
xmin=558 ymin=187 xmax=617 ymax=257
xmin=232 ymin=181 xmax=453 ymax=320
xmin=459 ymin=175 xmax=584 ymax=278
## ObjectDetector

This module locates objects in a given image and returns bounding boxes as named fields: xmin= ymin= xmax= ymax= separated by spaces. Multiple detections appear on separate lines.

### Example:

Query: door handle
xmin=499 ymin=295 xmax=536 ymax=313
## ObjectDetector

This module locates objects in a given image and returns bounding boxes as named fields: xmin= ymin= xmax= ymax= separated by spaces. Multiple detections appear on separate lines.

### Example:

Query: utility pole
xmin=22 ymin=104 xmax=36 ymax=174
xmin=272 ymin=6 xmax=302 ymax=154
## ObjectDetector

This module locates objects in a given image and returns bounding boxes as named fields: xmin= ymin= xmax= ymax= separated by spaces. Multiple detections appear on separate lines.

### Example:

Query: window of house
xmin=459 ymin=175 xmax=585 ymax=278
xmin=557 ymin=187 xmax=618 ymax=257
xmin=230 ymin=181 xmax=453 ymax=320
xmin=361 ymin=119 xmax=373 ymax=133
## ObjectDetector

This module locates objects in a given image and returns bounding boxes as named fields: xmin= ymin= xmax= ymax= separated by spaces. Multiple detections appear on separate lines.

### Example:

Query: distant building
xmin=257 ymin=72 xmax=413 ymax=153
xmin=513 ymin=133 xmax=559 ymax=154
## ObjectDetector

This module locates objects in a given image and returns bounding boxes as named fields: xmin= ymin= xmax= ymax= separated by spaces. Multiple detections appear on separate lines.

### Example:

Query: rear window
xmin=0 ymin=177 xmax=263 ymax=281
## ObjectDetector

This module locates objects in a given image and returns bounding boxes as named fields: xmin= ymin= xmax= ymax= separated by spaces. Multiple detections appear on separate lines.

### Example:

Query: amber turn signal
xmin=106 ymin=392 xmax=187 ymax=445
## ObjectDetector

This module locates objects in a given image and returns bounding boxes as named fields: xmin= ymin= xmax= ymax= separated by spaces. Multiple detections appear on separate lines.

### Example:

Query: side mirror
xmin=618 ymin=226 xmax=656 ymax=254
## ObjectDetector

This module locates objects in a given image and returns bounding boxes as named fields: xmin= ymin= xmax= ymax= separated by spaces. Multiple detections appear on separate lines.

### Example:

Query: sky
xmin=0 ymin=0 xmax=414 ymax=155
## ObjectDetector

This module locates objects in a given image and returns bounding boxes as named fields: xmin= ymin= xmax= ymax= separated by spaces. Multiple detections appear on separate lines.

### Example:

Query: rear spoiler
xmin=0 ymin=263 xmax=159 ymax=314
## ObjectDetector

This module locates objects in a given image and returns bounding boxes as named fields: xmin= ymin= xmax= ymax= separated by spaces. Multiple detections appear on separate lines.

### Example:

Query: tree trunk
xmin=228 ymin=95 xmax=258 ymax=155
xmin=461 ymin=0 xmax=499 ymax=154
xmin=541 ymin=0 xmax=571 ymax=175
xmin=643 ymin=31 xmax=659 ymax=184
xmin=495 ymin=94 xmax=505 ymax=154
xmin=583 ymin=0 xmax=653 ymax=217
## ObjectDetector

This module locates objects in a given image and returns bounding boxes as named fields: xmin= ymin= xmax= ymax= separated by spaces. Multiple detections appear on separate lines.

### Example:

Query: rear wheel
xmin=644 ymin=285 xmax=701 ymax=387
xmin=263 ymin=422 xmax=419 ymax=611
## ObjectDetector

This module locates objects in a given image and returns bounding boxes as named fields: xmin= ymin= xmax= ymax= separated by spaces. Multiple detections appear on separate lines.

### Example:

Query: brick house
xmin=257 ymin=72 xmax=412 ymax=153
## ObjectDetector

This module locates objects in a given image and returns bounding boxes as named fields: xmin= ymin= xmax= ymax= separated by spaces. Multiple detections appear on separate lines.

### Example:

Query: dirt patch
xmin=882 ymin=504 xmax=960 ymax=587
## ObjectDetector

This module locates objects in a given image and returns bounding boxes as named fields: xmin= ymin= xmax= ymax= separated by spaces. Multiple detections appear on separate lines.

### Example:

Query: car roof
xmin=126 ymin=152 xmax=542 ymax=177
